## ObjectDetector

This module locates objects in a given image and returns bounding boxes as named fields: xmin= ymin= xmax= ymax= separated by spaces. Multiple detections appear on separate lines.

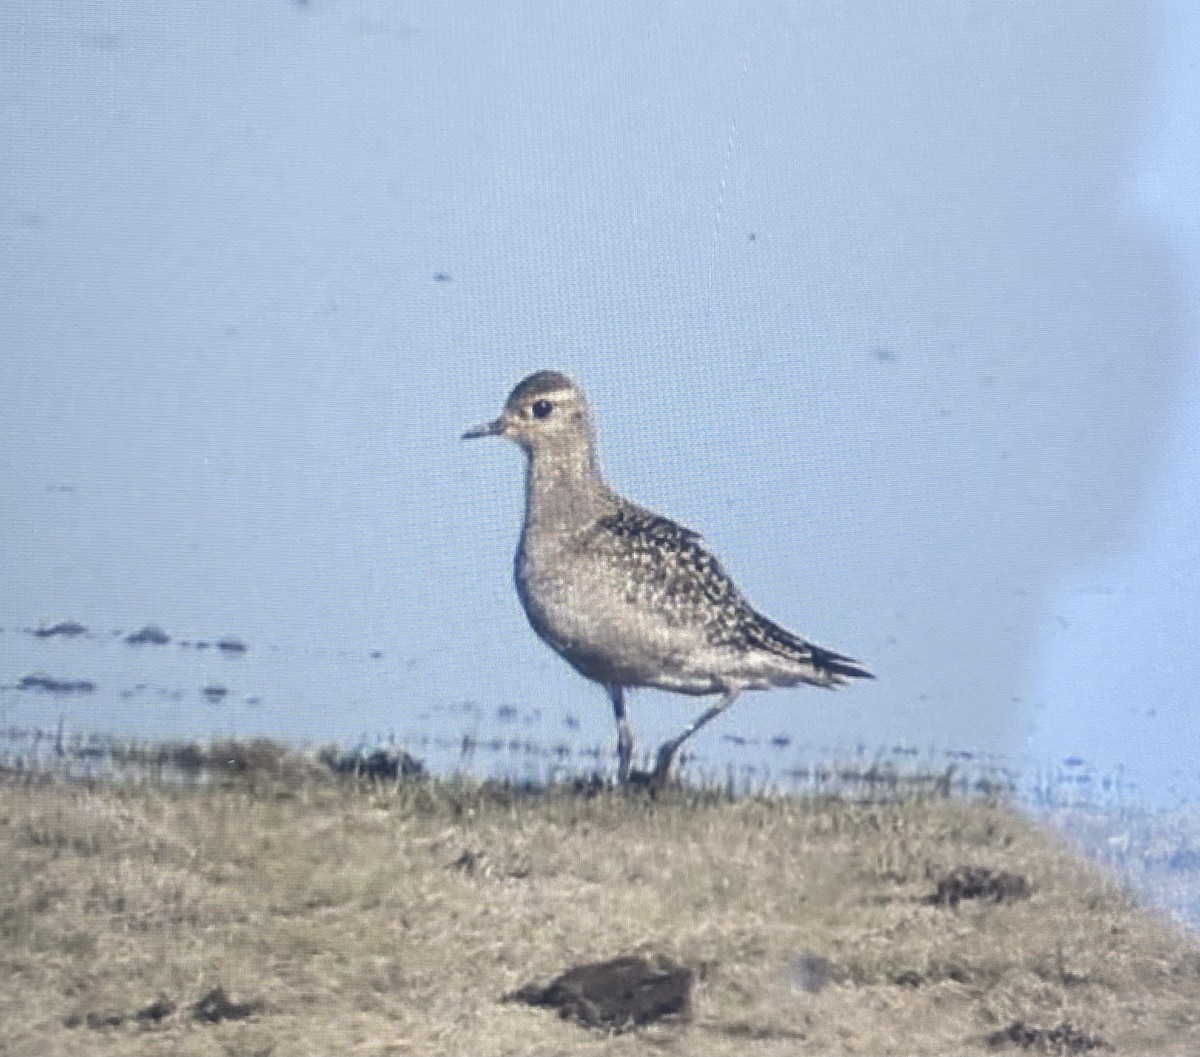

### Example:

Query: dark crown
xmin=506 ymin=370 xmax=578 ymax=407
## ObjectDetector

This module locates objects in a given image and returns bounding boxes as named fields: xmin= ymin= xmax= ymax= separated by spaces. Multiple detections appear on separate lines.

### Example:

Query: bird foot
xmin=620 ymin=767 xmax=664 ymax=792
xmin=650 ymin=742 xmax=678 ymax=789
xmin=614 ymin=741 xmax=679 ymax=792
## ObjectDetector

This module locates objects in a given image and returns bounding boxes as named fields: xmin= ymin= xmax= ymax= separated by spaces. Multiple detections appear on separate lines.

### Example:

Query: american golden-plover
xmin=464 ymin=370 xmax=872 ymax=786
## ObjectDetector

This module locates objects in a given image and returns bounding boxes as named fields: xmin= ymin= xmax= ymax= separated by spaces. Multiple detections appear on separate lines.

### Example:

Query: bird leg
xmin=607 ymin=685 xmax=634 ymax=784
xmin=651 ymin=690 xmax=739 ymax=787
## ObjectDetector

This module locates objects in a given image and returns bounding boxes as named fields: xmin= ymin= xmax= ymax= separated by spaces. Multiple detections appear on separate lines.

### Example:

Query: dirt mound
xmin=507 ymin=954 xmax=694 ymax=1032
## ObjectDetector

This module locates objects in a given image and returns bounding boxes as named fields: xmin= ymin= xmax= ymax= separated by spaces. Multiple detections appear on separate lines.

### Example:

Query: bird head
xmin=462 ymin=370 xmax=593 ymax=454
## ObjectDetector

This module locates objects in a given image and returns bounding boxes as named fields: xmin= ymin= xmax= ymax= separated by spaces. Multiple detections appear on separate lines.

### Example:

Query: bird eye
xmin=531 ymin=399 xmax=553 ymax=419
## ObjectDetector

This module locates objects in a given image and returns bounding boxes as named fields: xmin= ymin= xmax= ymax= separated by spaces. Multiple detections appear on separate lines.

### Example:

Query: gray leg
xmin=651 ymin=690 xmax=739 ymax=787
xmin=607 ymin=684 xmax=634 ymax=784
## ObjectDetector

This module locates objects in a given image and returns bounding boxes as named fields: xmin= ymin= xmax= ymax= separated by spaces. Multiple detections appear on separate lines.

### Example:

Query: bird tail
xmin=806 ymin=641 xmax=874 ymax=685
xmin=752 ymin=616 xmax=874 ymax=687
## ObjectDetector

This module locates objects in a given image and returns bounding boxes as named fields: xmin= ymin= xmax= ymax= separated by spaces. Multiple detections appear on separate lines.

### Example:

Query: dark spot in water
xmin=32 ymin=621 xmax=89 ymax=639
xmin=202 ymin=685 xmax=228 ymax=703
xmin=1167 ymin=849 xmax=1200 ymax=872
xmin=46 ymin=484 xmax=78 ymax=493
xmin=1063 ymin=756 xmax=1085 ymax=767
xmin=369 ymin=650 xmax=383 ymax=659
xmin=870 ymin=346 xmax=897 ymax=363
xmin=747 ymin=232 xmax=757 ymax=241
xmin=194 ymin=641 xmax=210 ymax=650
xmin=497 ymin=704 xmax=519 ymax=722
xmin=126 ymin=625 xmax=170 ymax=646
xmin=216 ymin=638 xmax=247 ymax=654
xmin=769 ymin=735 xmax=791 ymax=749
xmin=723 ymin=733 xmax=748 ymax=746
xmin=433 ymin=272 xmax=452 ymax=282
xmin=564 ymin=714 xmax=581 ymax=730
xmin=18 ymin=673 xmax=96 ymax=695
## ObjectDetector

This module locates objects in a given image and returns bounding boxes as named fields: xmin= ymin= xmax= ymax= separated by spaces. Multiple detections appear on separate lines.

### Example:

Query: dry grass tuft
xmin=1 ymin=744 xmax=1199 ymax=1055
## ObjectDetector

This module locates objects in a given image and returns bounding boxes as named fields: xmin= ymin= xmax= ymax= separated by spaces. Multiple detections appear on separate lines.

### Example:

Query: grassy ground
xmin=2 ymin=749 xmax=1199 ymax=1056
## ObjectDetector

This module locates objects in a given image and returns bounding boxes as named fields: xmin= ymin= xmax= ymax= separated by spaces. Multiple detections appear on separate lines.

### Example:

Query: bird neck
xmin=523 ymin=442 xmax=607 ymax=535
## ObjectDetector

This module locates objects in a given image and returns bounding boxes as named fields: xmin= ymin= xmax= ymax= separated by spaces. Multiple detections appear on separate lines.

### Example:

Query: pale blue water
xmin=4 ymin=1 xmax=1200 ymax=930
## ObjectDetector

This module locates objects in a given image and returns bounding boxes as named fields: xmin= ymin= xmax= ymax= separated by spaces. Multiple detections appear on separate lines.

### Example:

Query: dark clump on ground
xmin=65 ymin=995 xmax=178 ymax=1030
xmin=191 ymin=986 xmax=265 ymax=1023
xmin=986 ymin=1019 xmax=1110 ymax=1054
xmin=135 ymin=996 xmax=176 ymax=1023
xmin=507 ymin=954 xmax=694 ymax=1033
xmin=17 ymin=673 xmax=96 ymax=695
xmin=125 ymin=625 xmax=170 ymax=646
xmin=929 ymin=865 xmax=1031 ymax=907
xmin=788 ymin=952 xmax=841 ymax=994
xmin=318 ymin=744 xmax=425 ymax=781
xmin=31 ymin=621 xmax=89 ymax=639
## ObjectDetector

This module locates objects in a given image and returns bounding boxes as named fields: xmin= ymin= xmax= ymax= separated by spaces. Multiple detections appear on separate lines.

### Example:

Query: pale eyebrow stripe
xmin=522 ymin=387 xmax=575 ymax=403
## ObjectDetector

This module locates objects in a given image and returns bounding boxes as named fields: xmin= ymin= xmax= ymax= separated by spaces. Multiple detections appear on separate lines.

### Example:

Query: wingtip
xmin=814 ymin=648 xmax=874 ymax=683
